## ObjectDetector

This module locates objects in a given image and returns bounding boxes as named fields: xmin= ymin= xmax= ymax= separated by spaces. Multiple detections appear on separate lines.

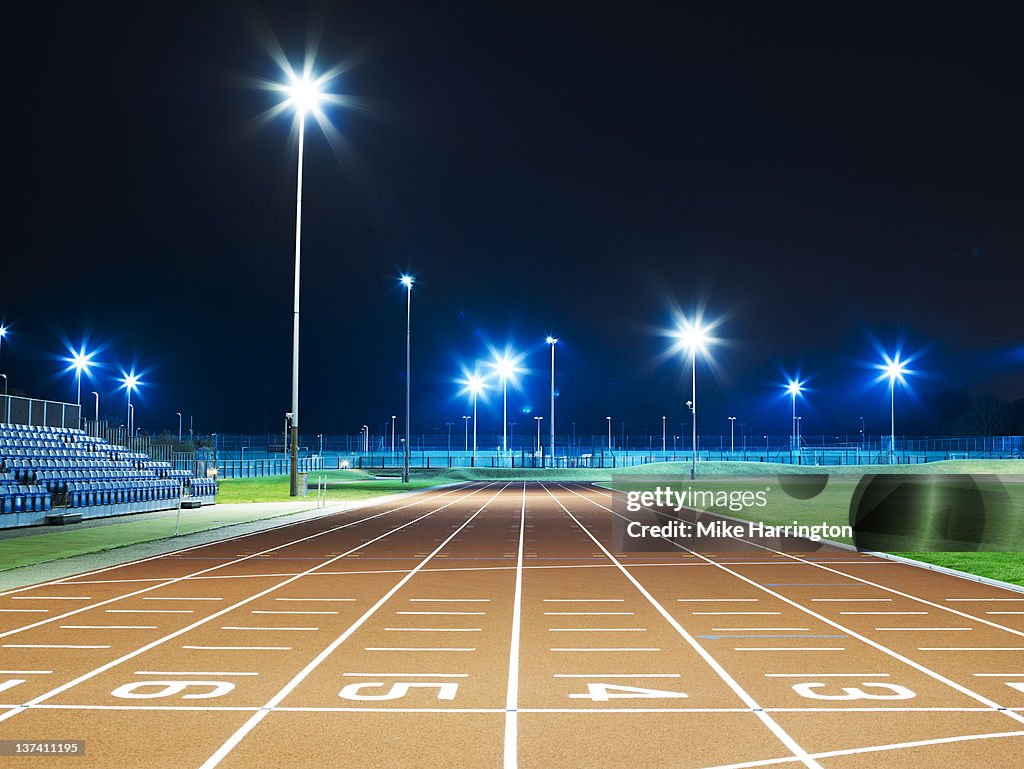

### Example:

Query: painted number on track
xmin=111 ymin=681 xmax=236 ymax=700
xmin=569 ymin=683 xmax=689 ymax=701
xmin=791 ymin=682 xmax=916 ymax=701
xmin=339 ymin=682 xmax=459 ymax=701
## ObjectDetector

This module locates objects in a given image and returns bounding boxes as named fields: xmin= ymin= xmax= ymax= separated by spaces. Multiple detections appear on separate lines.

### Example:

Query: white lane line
xmin=183 ymin=646 xmax=291 ymax=651
xmin=693 ymin=612 xmax=782 ymax=616
xmin=143 ymin=597 xmax=224 ymax=601
xmin=542 ymin=599 xmax=624 ymax=603
xmin=988 ymin=612 xmax=1024 ymax=615
xmin=547 ymin=628 xmax=646 ymax=632
xmin=220 ymin=627 xmax=319 ymax=631
xmin=383 ymin=628 xmax=482 ymax=632
xmin=0 ymin=483 xmax=495 ymax=728
xmin=544 ymin=612 xmax=634 ymax=616
xmin=551 ymin=486 xmax=826 ymax=769
xmin=106 ymin=610 xmax=194 ymax=614
xmin=0 ymin=670 xmax=53 ymax=674
xmin=397 ymin=611 xmax=485 ymax=616
xmin=504 ymin=483 xmax=526 ymax=769
xmin=0 ymin=609 xmax=49 ymax=613
xmin=765 ymin=673 xmax=890 ymax=678
xmin=973 ymin=673 xmax=1024 ymax=677
xmin=252 ymin=611 xmax=338 ymax=615
xmin=135 ymin=671 xmax=259 ymax=676
xmin=946 ymin=598 xmax=1024 ymax=602
xmin=275 ymin=598 xmax=356 ymax=602
xmin=579 ymin=485 xmax=1024 ymax=728
xmin=811 ymin=599 xmax=891 ymax=602
xmin=677 ymin=599 xmax=759 ymax=602
xmin=553 ymin=674 xmax=680 ymax=678
xmin=366 ymin=647 xmax=476 ymax=652
xmin=3 ymin=644 xmax=110 ymax=649
xmin=839 ymin=612 xmax=927 ymax=615
xmin=736 ymin=648 xmax=846 ymax=652
xmin=196 ymin=483 xmax=508 ymax=769
xmin=342 ymin=673 xmax=468 ymax=678
xmin=11 ymin=596 xmax=92 ymax=601
xmin=60 ymin=625 xmax=157 ymax=630
xmin=714 ymin=628 xmax=809 ymax=632
xmin=920 ymin=647 xmax=1024 ymax=651
xmin=874 ymin=627 xmax=972 ymax=631
xmin=550 ymin=648 xmax=661 ymax=652
xmin=410 ymin=598 xmax=490 ymax=603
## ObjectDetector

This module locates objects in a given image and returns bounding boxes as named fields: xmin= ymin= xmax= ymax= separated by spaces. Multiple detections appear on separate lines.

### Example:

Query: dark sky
xmin=4 ymin=1 xmax=1023 ymax=440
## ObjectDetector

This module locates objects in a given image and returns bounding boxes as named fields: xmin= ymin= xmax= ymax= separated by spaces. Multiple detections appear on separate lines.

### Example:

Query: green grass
xmin=891 ymin=552 xmax=1024 ymax=587
xmin=215 ymin=469 xmax=428 ymax=504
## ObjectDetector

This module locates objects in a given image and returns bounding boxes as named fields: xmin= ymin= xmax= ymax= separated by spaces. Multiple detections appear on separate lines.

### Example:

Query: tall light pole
xmin=662 ymin=415 xmax=667 ymax=453
xmin=534 ymin=415 xmax=543 ymax=455
xmin=401 ymin=275 xmax=414 ymax=483
xmin=363 ymin=425 xmax=369 ymax=453
xmin=728 ymin=416 xmax=736 ymax=453
xmin=859 ymin=416 xmax=865 ymax=451
xmin=786 ymin=379 xmax=804 ymax=459
xmin=462 ymin=415 xmax=470 ymax=451
xmin=879 ymin=353 xmax=910 ymax=463
xmin=176 ymin=412 xmax=182 ymax=442
xmin=488 ymin=351 xmax=521 ymax=455
xmin=460 ymin=372 xmax=486 ymax=462
xmin=671 ymin=316 xmax=715 ymax=480
xmin=446 ymin=422 xmax=453 ymax=453
xmin=69 ymin=349 xmax=94 ymax=427
xmin=391 ymin=415 xmax=397 ymax=458
xmin=121 ymin=372 xmax=140 ymax=441
xmin=606 ymin=416 xmax=612 ymax=451
xmin=546 ymin=336 xmax=557 ymax=467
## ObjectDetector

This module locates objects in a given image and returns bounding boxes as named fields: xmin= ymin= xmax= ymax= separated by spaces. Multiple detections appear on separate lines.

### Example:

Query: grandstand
xmin=0 ymin=422 xmax=216 ymax=528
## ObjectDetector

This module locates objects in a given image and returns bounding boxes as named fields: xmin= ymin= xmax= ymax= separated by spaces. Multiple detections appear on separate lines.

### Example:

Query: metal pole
xmin=607 ymin=417 xmax=611 ymax=451
xmin=404 ymin=284 xmax=411 ymax=483
xmin=502 ymin=376 xmax=508 ymax=453
xmin=549 ymin=339 xmax=556 ymax=467
xmin=890 ymin=382 xmax=896 ymax=463
xmin=289 ymin=107 xmax=306 ymax=497
xmin=463 ymin=415 xmax=469 ymax=452
xmin=177 ymin=412 xmax=182 ymax=442
xmin=662 ymin=416 xmax=666 ymax=453
xmin=691 ymin=348 xmax=697 ymax=480
xmin=472 ymin=391 xmax=478 ymax=460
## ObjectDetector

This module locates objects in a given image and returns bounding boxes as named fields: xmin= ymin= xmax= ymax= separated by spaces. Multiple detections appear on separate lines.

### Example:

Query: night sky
xmin=4 ymin=1 xmax=1023 ymax=440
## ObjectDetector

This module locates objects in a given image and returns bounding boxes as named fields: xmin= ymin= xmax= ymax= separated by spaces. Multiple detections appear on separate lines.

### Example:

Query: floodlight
xmin=400 ymin=274 xmax=414 ymax=289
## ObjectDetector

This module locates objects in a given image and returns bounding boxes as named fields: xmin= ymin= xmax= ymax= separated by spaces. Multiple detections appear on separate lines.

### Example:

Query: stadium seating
xmin=0 ymin=423 xmax=217 ymax=527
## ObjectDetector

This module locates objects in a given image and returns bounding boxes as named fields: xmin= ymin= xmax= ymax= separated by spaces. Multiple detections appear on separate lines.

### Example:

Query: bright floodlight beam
xmin=878 ymin=352 xmax=910 ymax=462
xmin=785 ymin=378 xmax=804 ymax=458
xmin=401 ymin=275 xmax=414 ymax=483
xmin=120 ymin=371 xmax=141 ymax=437
xmin=672 ymin=316 xmax=717 ymax=480
xmin=69 ymin=348 xmax=95 ymax=408
xmin=487 ymin=350 xmax=524 ymax=455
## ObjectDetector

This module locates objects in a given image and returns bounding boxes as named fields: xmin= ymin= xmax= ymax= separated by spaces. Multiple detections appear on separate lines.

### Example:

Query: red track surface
xmin=0 ymin=482 xmax=1022 ymax=768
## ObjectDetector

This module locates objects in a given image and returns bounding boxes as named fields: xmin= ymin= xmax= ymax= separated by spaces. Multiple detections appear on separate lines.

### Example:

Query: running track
xmin=0 ymin=482 xmax=1022 ymax=768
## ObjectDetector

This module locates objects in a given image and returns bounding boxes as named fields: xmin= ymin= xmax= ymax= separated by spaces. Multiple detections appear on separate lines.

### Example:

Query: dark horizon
xmin=5 ymin=1 xmax=1023 ymax=438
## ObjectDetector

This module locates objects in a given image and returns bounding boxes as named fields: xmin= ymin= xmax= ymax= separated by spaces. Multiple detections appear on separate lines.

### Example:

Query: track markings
xmin=3 ymin=644 xmax=111 ymax=649
xmin=544 ymin=611 xmax=634 ymax=616
xmin=875 ymin=627 xmax=972 ymax=631
xmin=342 ymin=673 xmax=468 ymax=678
xmin=0 ymin=608 xmax=48 ymax=613
xmin=547 ymin=627 xmax=646 ymax=632
xmin=220 ymin=626 xmax=319 ymax=631
xmin=553 ymin=673 xmax=681 ymax=678
xmin=396 ymin=611 xmax=485 ymax=616
xmin=692 ymin=612 xmax=782 ymax=616
xmin=183 ymin=646 xmax=291 ymax=651
xmin=144 ymin=597 xmax=224 ymax=602
xmin=275 ymin=598 xmax=355 ymax=603
xmin=542 ymin=599 xmax=624 ymax=603
xmin=765 ymin=673 xmax=891 ymax=678
xmin=251 ymin=610 xmax=338 ymax=615
xmin=383 ymin=627 xmax=482 ymax=632
xmin=811 ymin=598 xmax=891 ymax=602
xmin=677 ymin=598 xmax=759 ymax=602
xmin=946 ymin=598 xmax=1024 ymax=602
xmin=550 ymin=647 xmax=661 ymax=652
xmin=409 ymin=598 xmax=490 ymax=603
xmin=106 ymin=609 xmax=194 ymax=614
xmin=920 ymin=647 xmax=1024 ymax=651
xmin=0 ymin=670 xmax=53 ymax=674
xmin=504 ymin=483 xmax=527 ymax=769
xmin=840 ymin=611 xmax=927 ymax=615
xmin=60 ymin=625 xmax=158 ymax=630
xmin=11 ymin=596 xmax=92 ymax=601
xmin=735 ymin=647 xmax=846 ymax=652
xmin=135 ymin=671 xmax=259 ymax=677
